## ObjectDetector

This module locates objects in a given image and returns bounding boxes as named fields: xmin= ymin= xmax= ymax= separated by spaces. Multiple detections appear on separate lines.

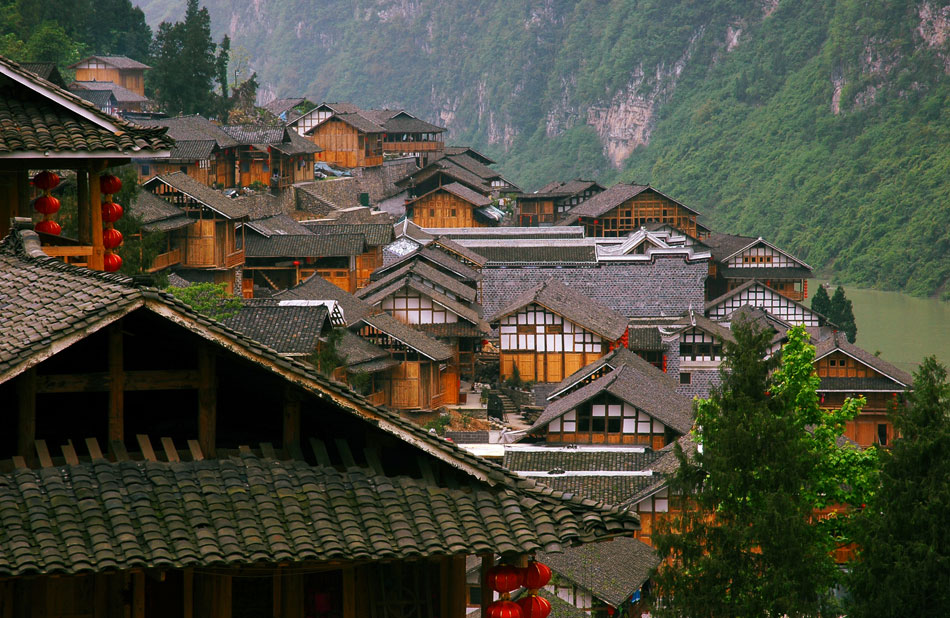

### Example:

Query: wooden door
xmin=441 ymin=365 xmax=460 ymax=405
xmin=391 ymin=362 xmax=420 ymax=409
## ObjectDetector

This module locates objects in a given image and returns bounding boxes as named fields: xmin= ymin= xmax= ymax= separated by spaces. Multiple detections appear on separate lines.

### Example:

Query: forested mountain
xmin=146 ymin=2 xmax=950 ymax=294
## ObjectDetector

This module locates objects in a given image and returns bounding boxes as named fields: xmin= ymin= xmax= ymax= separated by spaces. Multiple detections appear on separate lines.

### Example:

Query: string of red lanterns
xmin=485 ymin=561 xmax=552 ymax=618
xmin=99 ymin=174 xmax=124 ymax=272
xmin=32 ymin=171 xmax=62 ymax=236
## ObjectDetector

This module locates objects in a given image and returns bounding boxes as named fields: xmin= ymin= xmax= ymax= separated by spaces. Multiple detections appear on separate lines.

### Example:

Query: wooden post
xmin=197 ymin=344 xmax=217 ymax=458
xmin=342 ymin=566 xmax=356 ymax=618
xmin=283 ymin=386 xmax=301 ymax=453
xmin=77 ymin=170 xmax=91 ymax=244
xmin=281 ymin=569 xmax=304 ymax=618
xmin=183 ymin=568 xmax=194 ymax=618
xmin=480 ymin=554 xmax=494 ymax=618
xmin=108 ymin=324 xmax=124 ymax=444
xmin=16 ymin=368 xmax=36 ymax=464
xmin=132 ymin=571 xmax=145 ymax=618
xmin=449 ymin=555 xmax=467 ymax=618
xmin=15 ymin=170 xmax=30 ymax=218
xmin=89 ymin=163 xmax=105 ymax=271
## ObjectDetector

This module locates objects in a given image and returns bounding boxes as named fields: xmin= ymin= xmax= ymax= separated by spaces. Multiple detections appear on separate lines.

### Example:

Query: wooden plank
xmin=187 ymin=440 xmax=204 ymax=461
xmin=161 ymin=437 xmax=180 ymax=462
xmin=89 ymin=165 xmax=105 ymax=271
xmin=111 ymin=440 xmax=130 ymax=461
xmin=77 ymin=169 xmax=90 ymax=244
xmin=309 ymin=438 xmax=332 ymax=467
xmin=36 ymin=369 xmax=201 ymax=393
xmin=137 ymin=435 xmax=157 ymax=462
xmin=287 ymin=441 xmax=305 ymax=462
xmin=342 ymin=567 xmax=356 ymax=618
xmin=334 ymin=438 xmax=357 ymax=468
xmin=197 ymin=345 xmax=217 ymax=458
xmin=238 ymin=445 xmax=252 ymax=454
xmin=16 ymin=368 xmax=35 ymax=463
xmin=132 ymin=571 xmax=145 ymax=618
xmin=61 ymin=440 xmax=79 ymax=465
xmin=260 ymin=443 xmax=277 ymax=459
xmin=85 ymin=437 xmax=105 ymax=461
xmin=363 ymin=447 xmax=385 ymax=475
xmin=183 ymin=568 xmax=194 ymax=618
xmin=11 ymin=456 xmax=26 ymax=469
xmin=108 ymin=324 xmax=124 ymax=443
xmin=34 ymin=440 xmax=53 ymax=468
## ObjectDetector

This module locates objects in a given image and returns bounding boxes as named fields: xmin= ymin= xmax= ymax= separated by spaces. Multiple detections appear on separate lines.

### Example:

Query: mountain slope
xmin=139 ymin=0 xmax=950 ymax=296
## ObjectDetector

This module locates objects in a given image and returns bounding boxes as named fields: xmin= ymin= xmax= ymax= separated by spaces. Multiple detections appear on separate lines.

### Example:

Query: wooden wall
xmin=410 ymin=191 xmax=482 ymax=228
xmin=545 ymin=395 xmax=670 ymax=448
xmin=582 ymin=192 xmax=699 ymax=238
xmin=385 ymin=361 xmax=444 ymax=410
xmin=355 ymin=248 xmax=382 ymax=289
xmin=310 ymin=119 xmax=383 ymax=168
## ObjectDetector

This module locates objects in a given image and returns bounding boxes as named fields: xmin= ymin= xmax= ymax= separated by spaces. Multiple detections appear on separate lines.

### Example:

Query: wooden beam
xmin=61 ymin=440 xmax=79 ymax=465
xmin=132 ymin=571 xmax=145 ymax=618
xmin=108 ymin=324 xmax=124 ymax=443
xmin=34 ymin=440 xmax=52 ymax=468
xmin=161 ymin=437 xmax=180 ymax=462
xmin=77 ymin=169 xmax=90 ymax=244
xmin=197 ymin=344 xmax=217 ymax=458
xmin=282 ymin=386 xmax=301 ymax=451
xmin=36 ymin=369 xmax=202 ymax=393
xmin=16 ymin=368 xmax=35 ymax=464
xmin=342 ymin=567 xmax=356 ymax=618
xmin=137 ymin=435 xmax=156 ymax=462
xmin=187 ymin=440 xmax=204 ymax=461
xmin=480 ymin=554 xmax=494 ymax=618
xmin=309 ymin=438 xmax=332 ymax=467
xmin=183 ymin=568 xmax=194 ymax=618
xmin=86 ymin=437 xmax=106 ymax=461
xmin=89 ymin=163 xmax=105 ymax=271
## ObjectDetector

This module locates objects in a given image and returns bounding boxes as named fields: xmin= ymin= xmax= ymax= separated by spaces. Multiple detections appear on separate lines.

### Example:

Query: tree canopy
xmin=651 ymin=321 xmax=876 ymax=617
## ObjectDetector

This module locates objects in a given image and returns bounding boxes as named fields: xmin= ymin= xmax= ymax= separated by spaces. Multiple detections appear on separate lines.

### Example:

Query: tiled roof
xmin=243 ymin=233 xmax=365 ymax=258
xmin=472 ymin=245 xmax=597 ymax=264
xmin=69 ymin=81 xmax=148 ymax=104
xmin=818 ymin=377 xmax=910 ymax=392
xmin=538 ymin=536 xmax=659 ymax=606
xmin=558 ymin=184 xmax=699 ymax=224
xmin=142 ymin=115 xmax=239 ymax=148
xmin=166 ymin=139 xmax=216 ymax=161
xmin=383 ymin=112 xmax=445 ymax=134
xmin=0 ymin=453 xmax=637 ymax=576
xmin=376 ymin=246 xmax=484 ymax=283
xmin=536 ymin=590 xmax=588 ymax=618
xmin=426 ymin=227 xmax=585 ymax=239
xmin=505 ymin=448 xmax=661 ymax=473
xmin=70 ymin=55 xmax=150 ymax=70
xmin=261 ymin=97 xmax=306 ymax=117
xmin=275 ymin=274 xmax=374 ymax=325
xmin=530 ymin=476 xmax=657 ymax=511
xmin=337 ymin=329 xmax=390 ymax=366
xmin=69 ymin=88 xmax=115 ymax=109
xmin=409 ymin=182 xmax=490 ymax=207
xmin=19 ymin=62 xmax=64 ymax=86
xmin=444 ymin=431 xmax=491 ymax=443
xmin=814 ymin=331 xmax=913 ymax=387
xmin=145 ymin=172 xmax=249 ymax=220
xmin=314 ymin=112 xmax=385 ymax=134
xmin=443 ymin=153 xmax=501 ymax=181
xmin=703 ymin=233 xmax=811 ymax=270
xmin=357 ymin=260 xmax=477 ymax=304
xmin=222 ymin=304 xmax=328 ymax=355
xmin=416 ymin=322 xmax=486 ymax=338
xmin=546 ymin=348 xmax=681 ymax=404
xmin=535 ymin=179 xmax=604 ymax=196
xmin=130 ymin=191 xmax=192 ymax=232
xmin=444 ymin=146 xmax=495 ymax=164
xmin=245 ymin=214 xmax=313 ymax=237
xmin=0 ymin=60 xmax=172 ymax=155
xmin=488 ymin=278 xmax=628 ymax=341
xmin=358 ymin=312 xmax=454 ymax=361
xmin=627 ymin=326 xmax=663 ymax=351
xmin=429 ymin=236 xmax=487 ymax=267
xmin=304 ymin=221 xmax=394 ymax=247
xmin=221 ymin=125 xmax=321 ymax=155
xmin=667 ymin=309 xmax=736 ymax=344
xmin=397 ymin=160 xmax=492 ymax=194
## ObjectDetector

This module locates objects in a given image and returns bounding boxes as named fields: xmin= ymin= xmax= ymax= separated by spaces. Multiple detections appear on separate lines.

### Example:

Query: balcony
xmin=224 ymin=248 xmax=244 ymax=269
xmin=147 ymin=247 xmax=181 ymax=272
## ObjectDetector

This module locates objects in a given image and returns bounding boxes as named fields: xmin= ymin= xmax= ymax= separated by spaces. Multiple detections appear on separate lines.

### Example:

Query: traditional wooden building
xmin=396 ymin=151 xmax=519 ymax=201
xmin=379 ymin=110 xmax=446 ymax=166
xmin=302 ymin=221 xmax=394 ymax=289
xmin=306 ymin=111 xmax=386 ymax=169
xmin=488 ymin=278 xmax=628 ymax=383
xmin=221 ymin=125 xmax=321 ymax=190
xmin=139 ymin=115 xmax=242 ymax=187
xmin=703 ymin=232 xmax=812 ymax=302
xmin=0 ymin=54 xmax=172 ymax=270
xmin=557 ymin=183 xmax=706 ymax=239
xmin=373 ymin=244 xmax=484 ymax=303
xmin=814 ymin=332 xmax=913 ymax=448
xmin=705 ymin=279 xmax=831 ymax=335
xmin=142 ymin=172 xmax=248 ymax=292
xmin=68 ymin=80 xmax=150 ymax=114
xmin=517 ymin=179 xmax=605 ymax=226
xmin=0 ymin=225 xmax=639 ymax=618
xmin=69 ymin=55 xmax=149 ymax=96
xmin=407 ymin=182 xmax=500 ymax=228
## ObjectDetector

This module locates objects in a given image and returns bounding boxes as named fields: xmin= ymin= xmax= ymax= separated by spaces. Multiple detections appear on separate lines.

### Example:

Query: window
xmin=263 ymin=161 xmax=269 ymax=172
xmin=451 ymin=209 xmax=457 ymax=217
xmin=140 ymin=164 xmax=150 ymax=175
xmin=680 ymin=372 xmax=691 ymax=385
xmin=240 ymin=161 xmax=250 ymax=173
xmin=877 ymin=424 xmax=888 ymax=446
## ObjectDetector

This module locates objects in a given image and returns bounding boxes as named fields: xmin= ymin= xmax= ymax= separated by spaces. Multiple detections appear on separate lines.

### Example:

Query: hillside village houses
xmin=0 ymin=53 xmax=909 ymax=617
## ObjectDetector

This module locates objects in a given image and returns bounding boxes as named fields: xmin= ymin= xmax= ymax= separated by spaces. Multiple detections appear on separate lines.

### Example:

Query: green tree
xmin=651 ymin=321 xmax=873 ymax=618
xmin=829 ymin=286 xmax=858 ymax=343
xmin=310 ymin=327 xmax=346 ymax=377
xmin=847 ymin=357 xmax=950 ymax=618
xmin=810 ymin=284 xmax=831 ymax=319
xmin=166 ymin=282 xmax=242 ymax=321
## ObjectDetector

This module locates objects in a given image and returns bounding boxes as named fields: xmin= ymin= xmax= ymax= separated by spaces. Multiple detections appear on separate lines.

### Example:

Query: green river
xmin=814 ymin=280 xmax=950 ymax=376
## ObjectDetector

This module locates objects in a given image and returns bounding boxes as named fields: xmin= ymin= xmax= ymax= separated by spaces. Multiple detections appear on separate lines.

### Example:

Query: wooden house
xmin=302 ymin=221 xmax=394 ymax=289
xmin=68 ymin=80 xmax=150 ymax=114
xmin=373 ymin=244 xmax=485 ymax=303
xmin=142 ymin=172 xmax=248 ymax=292
xmin=703 ymin=233 xmax=812 ymax=302
xmin=661 ymin=309 xmax=737 ymax=399
xmin=488 ymin=278 xmax=628 ymax=383
xmin=221 ymin=125 xmax=321 ymax=190
xmin=0 ymin=225 xmax=639 ymax=618
xmin=406 ymin=182 xmax=500 ymax=228
xmin=518 ymin=179 xmax=605 ymax=226
xmin=378 ymin=110 xmax=446 ymax=166
xmin=69 ymin=55 xmax=149 ymax=96
xmin=814 ymin=332 xmax=913 ymax=448
xmin=0 ymin=54 xmax=172 ymax=270
xmin=139 ymin=115 xmax=242 ymax=187
xmin=305 ymin=110 xmax=385 ymax=169
xmin=557 ymin=183 xmax=705 ymax=239
xmin=396 ymin=151 xmax=519 ymax=201
xmin=528 ymin=348 xmax=693 ymax=447
xmin=705 ymin=280 xmax=831 ymax=336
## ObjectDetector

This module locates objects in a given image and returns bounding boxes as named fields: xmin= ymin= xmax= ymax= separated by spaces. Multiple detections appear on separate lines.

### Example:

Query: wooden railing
xmin=147 ymin=248 xmax=181 ymax=272
xmin=43 ymin=244 xmax=93 ymax=266
xmin=224 ymin=249 xmax=244 ymax=269
xmin=430 ymin=392 xmax=445 ymax=409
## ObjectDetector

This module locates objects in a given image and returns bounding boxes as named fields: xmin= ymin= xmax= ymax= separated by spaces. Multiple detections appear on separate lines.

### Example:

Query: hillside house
xmin=379 ymin=110 xmax=446 ymax=166
xmin=221 ymin=125 xmax=321 ymax=190
xmin=68 ymin=80 xmax=150 ymax=114
xmin=407 ymin=182 xmax=500 ymax=228
xmin=138 ymin=115 xmax=242 ymax=187
xmin=305 ymin=107 xmax=386 ymax=168
xmin=517 ymin=179 xmax=605 ymax=226
xmin=703 ymin=232 xmax=812 ymax=302
xmin=302 ymin=221 xmax=394 ymax=289
xmin=396 ymin=151 xmax=519 ymax=201
xmin=69 ymin=55 xmax=149 ymax=96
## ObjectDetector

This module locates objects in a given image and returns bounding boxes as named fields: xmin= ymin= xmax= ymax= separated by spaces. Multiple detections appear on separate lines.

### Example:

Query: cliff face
xmin=139 ymin=0 xmax=950 ymax=296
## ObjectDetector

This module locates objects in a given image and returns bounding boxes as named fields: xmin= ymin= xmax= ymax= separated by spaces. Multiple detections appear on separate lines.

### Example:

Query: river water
xmin=814 ymin=281 xmax=950 ymax=376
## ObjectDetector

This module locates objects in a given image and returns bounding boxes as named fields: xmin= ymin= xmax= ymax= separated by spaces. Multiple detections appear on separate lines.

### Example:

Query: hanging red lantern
xmin=34 ymin=219 xmax=61 ymax=235
xmin=606 ymin=606 xmax=615 ymax=616
xmin=487 ymin=564 xmax=524 ymax=593
xmin=33 ymin=195 xmax=61 ymax=215
xmin=103 ymin=252 xmax=122 ymax=272
xmin=293 ymin=260 xmax=301 ymax=266
xmin=486 ymin=601 xmax=523 ymax=618
xmin=100 ymin=174 xmax=122 ymax=195
xmin=101 ymin=201 xmax=124 ymax=223
xmin=517 ymin=596 xmax=551 ymax=618
xmin=522 ymin=562 xmax=552 ymax=590
xmin=103 ymin=227 xmax=123 ymax=249
xmin=32 ymin=171 xmax=60 ymax=191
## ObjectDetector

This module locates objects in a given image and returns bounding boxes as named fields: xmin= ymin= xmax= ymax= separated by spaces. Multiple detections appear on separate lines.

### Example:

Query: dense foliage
xmin=651 ymin=322 xmax=876 ymax=617
xmin=135 ymin=0 xmax=950 ymax=296
xmin=813 ymin=284 xmax=858 ymax=342
xmin=166 ymin=282 xmax=242 ymax=321
xmin=847 ymin=357 xmax=950 ymax=617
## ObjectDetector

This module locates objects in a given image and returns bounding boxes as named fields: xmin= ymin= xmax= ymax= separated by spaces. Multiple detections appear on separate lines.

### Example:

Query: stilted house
xmin=69 ymin=55 xmax=149 ymax=96
xmin=0 ymin=54 xmax=172 ymax=270
xmin=488 ymin=278 xmax=628 ymax=384
xmin=703 ymin=233 xmax=812 ymax=302
xmin=373 ymin=244 xmax=485 ymax=304
xmin=302 ymin=220 xmax=394 ymax=289
xmin=221 ymin=125 xmax=321 ymax=190
xmin=406 ymin=182 xmax=500 ymax=228
xmin=517 ymin=179 xmax=605 ymax=226
xmin=557 ymin=183 xmax=706 ymax=239
xmin=814 ymin=332 xmax=913 ymax=448
xmin=396 ymin=151 xmax=519 ymax=202
xmin=0 ymin=225 xmax=639 ymax=618
xmin=305 ymin=109 xmax=386 ymax=169
xmin=138 ymin=115 xmax=242 ymax=187
xmin=142 ymin=172 xmax=248 ymax=293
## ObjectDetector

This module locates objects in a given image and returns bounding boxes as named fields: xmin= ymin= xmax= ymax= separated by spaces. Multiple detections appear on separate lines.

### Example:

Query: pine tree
xmin=811 ymin=284 xmax=831 ymax=318
xmin=651 ymin=321 xmax=874 ymax=618
xmin=829 ymin=286 xmax=858 ymax=343
xmin=848 ymin=357 xmax=950 ymax=617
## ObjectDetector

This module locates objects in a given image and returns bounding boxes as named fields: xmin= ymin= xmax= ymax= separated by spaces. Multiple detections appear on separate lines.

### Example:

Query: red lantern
xmin=103 ymin=227 xmax=123 ymax=249
xmin=293 ymin=260 xmax=301 ymax=266
xmin=100 ymin=174 xmax=122 ymax=195
xmin=33 ymin=195 xmax=61 ymax=215
xmin=486 ymin=601 xmax=523 ymax=618
xmin=103 ymin=252 xmax=122 ymax=272
xmin=32 ymin=171 xmax=60 ymax=190
xmin=487 ymin=565 xmax=524 ymax=593
xmin=101 ymin=201 xmax=124 ymax=223
xmin=34 ymin=219 xmax=61 ymax=235
xmin=606 ymin=607 xmax=615 ymax=617
xmin=522 ymin=562 xmax=552 ymax=590
xmin=517 ymin=596 xmax=551 ymax=618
